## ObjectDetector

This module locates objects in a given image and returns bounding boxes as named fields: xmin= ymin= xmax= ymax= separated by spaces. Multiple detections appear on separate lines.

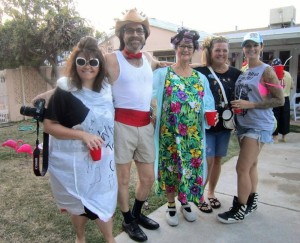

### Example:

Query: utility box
xmin=270 ymin=6 xmax=296 ymax=26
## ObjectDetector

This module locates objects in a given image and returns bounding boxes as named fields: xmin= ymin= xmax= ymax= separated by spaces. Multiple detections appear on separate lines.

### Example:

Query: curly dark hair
xmin=170 ymin=27 xmax=200 ymax=51
xmin=64 ymin=36 xmax=106 ymax=92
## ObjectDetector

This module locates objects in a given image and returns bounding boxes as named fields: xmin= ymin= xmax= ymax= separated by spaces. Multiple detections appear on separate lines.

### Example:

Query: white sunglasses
xmin=76 ymin=57 xmax=99 ymax=67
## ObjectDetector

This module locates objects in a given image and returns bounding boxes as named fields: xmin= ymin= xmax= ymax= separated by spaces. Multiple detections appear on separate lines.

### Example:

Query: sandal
xmin=208 ymin=197 xmax=221 ymax=209
xmin=197 ymin=201 xmax=212 ymax=213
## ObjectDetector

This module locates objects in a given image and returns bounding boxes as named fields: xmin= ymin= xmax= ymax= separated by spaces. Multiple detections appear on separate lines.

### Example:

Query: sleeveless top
xmin=111 ymin=50 xmax=153 ymax=111
xmin=235 ymin=63 xmax=275 ymax=131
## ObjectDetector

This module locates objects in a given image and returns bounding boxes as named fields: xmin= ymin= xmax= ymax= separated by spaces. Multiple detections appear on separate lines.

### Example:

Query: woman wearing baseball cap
xmin=217 ymin=32 xmax=284 ymax=224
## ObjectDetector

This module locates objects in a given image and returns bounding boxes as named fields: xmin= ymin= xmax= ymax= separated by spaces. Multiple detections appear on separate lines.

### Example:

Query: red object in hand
xmin=205 ymin=110 xmax=217 ymax=126
xmin=273 ymin=65 xmax=284 ymax=80
xmin=233 ymin=108 xmax=242 ymax=114
xmin=90 ymin=147 xmax=101 ymax=161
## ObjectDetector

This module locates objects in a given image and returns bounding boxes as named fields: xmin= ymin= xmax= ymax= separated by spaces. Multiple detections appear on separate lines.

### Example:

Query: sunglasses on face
xmin=76 ymin=57 xmax=99 ymax=67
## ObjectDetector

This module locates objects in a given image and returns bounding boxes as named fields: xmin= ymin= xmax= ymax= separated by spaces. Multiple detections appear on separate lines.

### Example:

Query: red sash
xmin=115 ymin=108 xmax=150 ymax=127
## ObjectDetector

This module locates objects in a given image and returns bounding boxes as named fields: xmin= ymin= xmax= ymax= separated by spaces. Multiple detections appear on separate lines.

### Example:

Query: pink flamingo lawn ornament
xmin=2 ymin=139 xmax=33 ymax=157
xmin=17 ymin=144 xmax=33 ymax=156
xmin=1 ymin=139 xmax=24 ymax=151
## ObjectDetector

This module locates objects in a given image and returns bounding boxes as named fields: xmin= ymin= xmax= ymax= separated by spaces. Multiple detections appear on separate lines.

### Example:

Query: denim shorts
xmin=236 ymin=125 xmax=273 ymax=144
xmin=206 ymin=130 xmax=231 ymax=157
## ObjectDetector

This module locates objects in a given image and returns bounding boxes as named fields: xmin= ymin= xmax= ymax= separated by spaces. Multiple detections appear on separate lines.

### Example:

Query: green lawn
xmin=0 ymin=121 xmax=298 ymax=242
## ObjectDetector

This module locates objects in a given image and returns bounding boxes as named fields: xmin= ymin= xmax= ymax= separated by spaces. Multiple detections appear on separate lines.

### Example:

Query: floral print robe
xmin=153 ymin=67 xmax=215 ymax=205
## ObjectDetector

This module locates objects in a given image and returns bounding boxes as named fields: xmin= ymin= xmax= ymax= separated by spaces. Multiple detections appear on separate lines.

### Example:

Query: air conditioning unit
xmin=270 ymin=6 xmax=296 ymax=25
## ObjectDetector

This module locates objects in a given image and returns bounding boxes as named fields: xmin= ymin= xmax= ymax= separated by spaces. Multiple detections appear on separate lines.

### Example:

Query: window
xmin=279 ymin=51 xmax=291 ymax=71
xmin=154 ymin=50 xmax=175 ymax=63
xmin=262 ymin=52 xmax=274 ymax=65
xmin=158 ymin=56 xmax=175 ymax=62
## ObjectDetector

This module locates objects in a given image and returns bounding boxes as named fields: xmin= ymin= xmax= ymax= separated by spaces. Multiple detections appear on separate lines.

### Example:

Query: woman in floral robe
xmin=152 ymin=28 xmax=215 ymax=226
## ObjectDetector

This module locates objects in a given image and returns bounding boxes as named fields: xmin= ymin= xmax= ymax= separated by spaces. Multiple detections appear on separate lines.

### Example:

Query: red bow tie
xmin=123 ymin=49 xmax=142 ymax=59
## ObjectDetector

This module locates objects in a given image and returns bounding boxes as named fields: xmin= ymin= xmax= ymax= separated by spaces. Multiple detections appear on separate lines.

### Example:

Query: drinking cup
xmin=90 ymin=147 xmax=101 ymax=161
xmin=233 ymin=108 xmax=242 ymax=114
xmin=205 ymin=110 xmax=217 ymax=126
xmin=273 ymin=65 xmax=284 ymax=80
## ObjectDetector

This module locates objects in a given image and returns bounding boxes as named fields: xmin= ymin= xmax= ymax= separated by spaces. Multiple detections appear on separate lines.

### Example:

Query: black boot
xmin=217 ymin=196 xmax=247 ymax=224
xmin=245 ymin=192 xmax=258 ymax=217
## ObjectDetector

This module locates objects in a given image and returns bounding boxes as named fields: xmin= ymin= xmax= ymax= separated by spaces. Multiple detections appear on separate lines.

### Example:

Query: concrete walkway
xmin=115 ymin=132 xmax=300 ymax=243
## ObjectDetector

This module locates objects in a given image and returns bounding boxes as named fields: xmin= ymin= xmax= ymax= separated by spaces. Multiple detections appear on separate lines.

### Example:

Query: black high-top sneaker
xmin=245 ymin=192 xmax=258 ymax=217
xmin=217 ymin=196 xmax=247 ymax=224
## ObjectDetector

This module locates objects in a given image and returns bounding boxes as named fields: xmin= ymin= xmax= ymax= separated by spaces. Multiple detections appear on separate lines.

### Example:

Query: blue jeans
xmin=206 ymin=130 xmax=231 ymax=157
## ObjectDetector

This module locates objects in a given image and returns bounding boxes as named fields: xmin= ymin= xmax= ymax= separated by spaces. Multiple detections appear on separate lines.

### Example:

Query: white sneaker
xmin=181 ymin=204 xmax=197 ymax=222
xmin=166 ymin=208 xmax=179 ymax=226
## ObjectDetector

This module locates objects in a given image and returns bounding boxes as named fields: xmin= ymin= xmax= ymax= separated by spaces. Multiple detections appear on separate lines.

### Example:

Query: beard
xmin=126 ymin=37 xmax=145 ymax=51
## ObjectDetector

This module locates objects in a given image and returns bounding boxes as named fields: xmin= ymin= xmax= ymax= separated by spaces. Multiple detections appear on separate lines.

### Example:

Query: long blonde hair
xmin=201 ymin=36 xmax=229 ymax=66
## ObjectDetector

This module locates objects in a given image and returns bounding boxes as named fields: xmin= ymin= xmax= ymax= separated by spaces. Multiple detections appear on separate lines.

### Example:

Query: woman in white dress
xmin=43 ymin=36 xmax=117 ymax=243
